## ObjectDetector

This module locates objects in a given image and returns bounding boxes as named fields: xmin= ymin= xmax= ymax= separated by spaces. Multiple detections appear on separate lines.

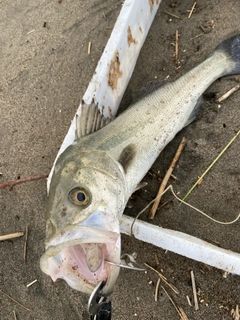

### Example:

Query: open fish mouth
xmin=40 ymin=225 xmax=120 ymax=295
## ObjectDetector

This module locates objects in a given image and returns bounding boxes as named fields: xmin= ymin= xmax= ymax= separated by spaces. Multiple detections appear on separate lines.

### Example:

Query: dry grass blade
xmin=178 ymin=306 xmax=189 ymax=320
xmin=175 ymin=30 xmax=179 ymax=65
xmin=217 ymin=83 xmax=240 ymax=103
xmin=190 ymin=270 xmax=199 ymax=310
xmin=24 ymin=224 xmax=29 ymax=263
xmin=13 ymin=310 xmax=17 ymax=320
xmin=144 ymin=263 xmax=179 ymax=294
xmin=27 ymin=279 xmax=38 ymax=288
xmin=186 ymin=295 xmax=192 ymax=306
xmin=181 ymin=129 xmax=240 ymax=202
xmin=148 ymin=137 xmax=186 ymax=219
xmin=0 ymin=289 xmax=31 ymax=312
xmin=163 ymin=11 xmax=181 ymax=19
xmin=234 ymin=305 xmax=240 ymax=320
xmin=155 ymin=278 xmax=161 ymax=302
xmin=169 ymin=184 xmax=240 ymax=224
xmin=0 ymin=232 xmax=24 ymax=241
xmin=88 ymin=41 xmax=92 ymax=55
xmin=161 ymin=286 xmax=188 ymax=320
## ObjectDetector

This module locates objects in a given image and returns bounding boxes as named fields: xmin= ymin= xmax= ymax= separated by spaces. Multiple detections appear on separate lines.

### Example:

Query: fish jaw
xmin=40 ymin=211 xmax=121 ymax=295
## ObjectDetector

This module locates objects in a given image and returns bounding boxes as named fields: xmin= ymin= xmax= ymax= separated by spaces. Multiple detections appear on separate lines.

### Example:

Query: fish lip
xmin=40 ymin=225 xmax=120 ymax=295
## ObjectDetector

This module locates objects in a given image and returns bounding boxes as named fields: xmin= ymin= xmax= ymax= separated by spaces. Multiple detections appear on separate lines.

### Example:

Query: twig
xmin=0 ymin=232 xmax=24 ymax=241
xmin=0 ymin=289 xmax=31 ymax=312
xmin=24 ymin=224 xmax=29 ymax=264
xmin=190 ymin=270 xmax=199 ymax=311
xmin=148 ymin=137 xmax=186 ymax=219
xmin=181 ymin=129 xmax=240 ymax=202
xmin=175 ymin=30 xmax=179 ymax=65
xmin=144 ymin=263 xmax=179 ymax=294
xmin=0 ymin=174 xmax=48 ymax=191
xmin=217 ymin=83 xmax=240 ymax=103
xmin=188 ymin=2 xmax=197 ymax=18
xmin=163 ymin=11 xmax=181 ymax=19
xmin=155 ymin=278 xmax=161 ymax=302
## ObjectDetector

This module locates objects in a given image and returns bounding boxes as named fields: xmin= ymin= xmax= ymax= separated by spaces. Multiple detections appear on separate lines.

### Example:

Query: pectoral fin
xmin=118 ymin=144 xmax=137 ymax=173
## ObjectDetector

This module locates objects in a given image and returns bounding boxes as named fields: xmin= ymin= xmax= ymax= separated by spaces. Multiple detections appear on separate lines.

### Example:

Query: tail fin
xmin=214 ymin=33 xmax=240 ymax=75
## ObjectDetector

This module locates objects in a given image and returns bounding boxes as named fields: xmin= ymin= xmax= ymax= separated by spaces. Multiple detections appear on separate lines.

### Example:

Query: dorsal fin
xmin=75 ymin=101 xmax=113 ymax=139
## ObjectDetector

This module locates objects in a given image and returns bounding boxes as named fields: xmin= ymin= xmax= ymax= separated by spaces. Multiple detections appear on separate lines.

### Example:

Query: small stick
xmin=24 ymin=224 xmax=29 ymax=263
xmin=190 ymin=270 xmax=199 ymax=311
xmin=217 ymin=83 xmax=240 ymax=103
xmin=0 ymin=232 xmax=24 ymax=241
xmin=88 ymin=42 xmax=92 ymax=55
xmin=154 ymin=278 xmax=161 ymax=302
xmin=27 ymin=279 xmax=38 ymax=288
xmin=0 ymin=173 xmax=48 ymax=191
xmin=163 ymin=11 xmax=181 ymax=19
xmin=0 ymin=289 xmax=31 ymax=312
xmin=148 ymin=137 xmax=186 ymax=219
xmin=188 ymin=2 xmax=197 ymax=18
xmin=175 ymin=30 xmax=179 ymax=65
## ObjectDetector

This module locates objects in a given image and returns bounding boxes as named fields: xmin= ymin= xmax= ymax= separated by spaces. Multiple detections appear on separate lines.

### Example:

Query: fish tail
xmin=214 ymin=33 xmax=240 ymax=76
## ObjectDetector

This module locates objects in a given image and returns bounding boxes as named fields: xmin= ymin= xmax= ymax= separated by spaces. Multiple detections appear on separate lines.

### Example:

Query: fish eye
xmin=68 ymin=187 xmax=90 ymax=206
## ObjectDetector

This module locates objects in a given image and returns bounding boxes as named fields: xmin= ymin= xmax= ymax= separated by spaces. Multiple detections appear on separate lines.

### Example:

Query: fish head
xmin=40 ymin=146 xmax=126 ymax=295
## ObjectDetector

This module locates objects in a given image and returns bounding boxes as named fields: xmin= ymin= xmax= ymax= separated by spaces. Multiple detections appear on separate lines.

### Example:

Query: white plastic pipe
xmin=120 ymin=214 xmax=240 ymax=275
xmin=47 ymin=0 xmax=161 ymax=191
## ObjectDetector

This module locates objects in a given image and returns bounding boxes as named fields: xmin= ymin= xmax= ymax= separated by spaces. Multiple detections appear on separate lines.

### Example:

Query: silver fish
xmin=40 ymin=34 xmax=240 ymax=295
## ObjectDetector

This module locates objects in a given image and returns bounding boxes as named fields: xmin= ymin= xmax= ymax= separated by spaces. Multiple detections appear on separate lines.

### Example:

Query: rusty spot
xmin=72 ymin=265 xmax=78 ymax=271
xmin=149 ymin=0 xmax=159 ymax=12
xmin=127 ymin=26 xmax=137 ymax=47
xmin=108 ymin=50 xmax=123 ymax=90
xmin=108 ymin=106 xmax=113 ymax=117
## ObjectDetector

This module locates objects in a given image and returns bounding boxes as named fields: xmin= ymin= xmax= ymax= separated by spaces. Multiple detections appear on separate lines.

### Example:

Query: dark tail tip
xmin=215 ymin=33 xmax=240 ymax=75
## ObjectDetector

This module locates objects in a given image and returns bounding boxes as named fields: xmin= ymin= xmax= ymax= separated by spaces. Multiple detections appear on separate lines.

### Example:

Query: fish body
xmin=40 ymin=34 xmax=240 ymax=295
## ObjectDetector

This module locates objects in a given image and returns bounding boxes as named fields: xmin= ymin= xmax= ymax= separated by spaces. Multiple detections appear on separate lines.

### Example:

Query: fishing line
xmin=130 ymin=184 xmax=240 ymax=236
